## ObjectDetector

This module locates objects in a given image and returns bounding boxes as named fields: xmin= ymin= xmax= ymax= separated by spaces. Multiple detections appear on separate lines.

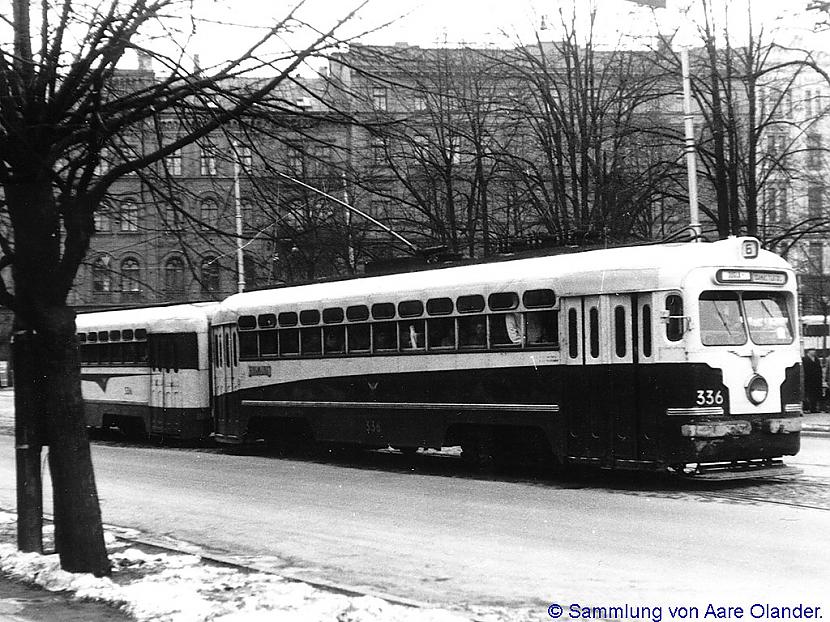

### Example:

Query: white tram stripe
xmin=241 ymin=400 xmax=559 ymax=412
xmin=666 ymin=406 xmax=725 ymax=416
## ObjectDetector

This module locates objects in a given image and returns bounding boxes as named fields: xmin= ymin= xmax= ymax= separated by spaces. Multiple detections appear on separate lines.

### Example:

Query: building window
xmin=372 ymin=86 xmax=388 ymax=111
xmin=201 ymin=256 xmax=221 ymax=293
xmin=199 ymin=144 xmax=217 ymax=176
xmin=164 ymin=256 xmax=185 ymax=293
xmin=807 ymin=133 xmax=823 ymax=169
xmin=164 ymin=150 xmax=182 ymax=176
xmin=765 ymin=185 xmax=787 ymax=223
xmin=120 ymin=258 xmax=141 ymax=293
xmin=94 ymin=211 xmax=110 ymax=233
xmin=808 ymin=242 xmax=824 ymax=274
xmin=200 ymin=199 xmax=219 ymax=228
xmin=92 ymin=256 xmax=112 ymax=293
xmin=370 ymin=138 xmax=384 ymax=164
xmin=808 ymin=186 xmax=824 ymax=219
xmin=120 ymin=202 xmax=139 ymax=232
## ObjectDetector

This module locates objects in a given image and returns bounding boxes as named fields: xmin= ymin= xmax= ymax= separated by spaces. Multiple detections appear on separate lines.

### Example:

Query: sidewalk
xmin=801 ymin=410 xmax=830 ymax=433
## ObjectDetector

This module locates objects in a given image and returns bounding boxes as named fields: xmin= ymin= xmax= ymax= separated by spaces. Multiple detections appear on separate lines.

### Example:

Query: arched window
xmin=201 ymin=256 xmax=221 ymax=293
xmin=92 ymin=256 xmax=112 ymax=293
xmin=200 ymin=199 xmax=219 ymax=228
xmin=120 ymin=258 xmax=141 ymax=293
xmin=164 ymin=256 xmax=185 ymax=293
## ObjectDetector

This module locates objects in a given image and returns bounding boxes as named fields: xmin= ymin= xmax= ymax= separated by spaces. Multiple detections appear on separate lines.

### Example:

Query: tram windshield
xmin=699 ymin=291 xmax=793 ymax=346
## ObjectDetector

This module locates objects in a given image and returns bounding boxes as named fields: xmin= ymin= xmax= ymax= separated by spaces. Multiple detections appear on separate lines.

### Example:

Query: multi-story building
xmin=65 ymin=42 xmax=829 ymax=317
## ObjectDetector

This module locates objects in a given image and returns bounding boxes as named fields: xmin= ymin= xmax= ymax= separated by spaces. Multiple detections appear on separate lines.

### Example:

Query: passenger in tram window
xmin=527 ymin=311 xmax=559 ymax=347
xmin=505 ymin=313 xmax=524 ymax=345
xmin=400 ymin=321 xmax=425 ymax=349
xmin=459 ymin=316 xmax=487 ymax=348
xmin=324 ymin=326 xmax=345 ymax=354
xmin=427 ymin=318 xmax=455 ymax=349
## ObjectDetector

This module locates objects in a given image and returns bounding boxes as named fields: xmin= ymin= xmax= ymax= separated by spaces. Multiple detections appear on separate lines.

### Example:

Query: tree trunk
xmin=28 ymin=308 xmax=110 ymax=576
xmin=13 ymin=331 xmax=44 ymax=553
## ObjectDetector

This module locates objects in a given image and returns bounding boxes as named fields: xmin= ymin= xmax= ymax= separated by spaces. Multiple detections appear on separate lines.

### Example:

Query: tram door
xmin=212 ymin=325 xmax=240 ymax=439
xmin=149 ymin=334 xmax=183 ymax=437
xmin=564 ymin=294 xmax=640 ymax=463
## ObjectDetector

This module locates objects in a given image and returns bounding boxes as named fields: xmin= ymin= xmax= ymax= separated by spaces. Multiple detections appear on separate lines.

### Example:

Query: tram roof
xmin=76 ymin=302 xmax=219 ymax=331
xmin=215 ymin=237 xmax=792 ymax=320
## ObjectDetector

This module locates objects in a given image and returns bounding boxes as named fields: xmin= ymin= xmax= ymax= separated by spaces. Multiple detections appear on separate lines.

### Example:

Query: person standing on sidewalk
xmin=803 ymin=348 xmax=822 ymax=413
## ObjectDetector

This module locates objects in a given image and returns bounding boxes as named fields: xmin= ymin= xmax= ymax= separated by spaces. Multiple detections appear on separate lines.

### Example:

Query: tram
xmin=209 ymin=236 xmax=802 ymax=477
xmin=76 ymin=303 xmax=217 ymax=440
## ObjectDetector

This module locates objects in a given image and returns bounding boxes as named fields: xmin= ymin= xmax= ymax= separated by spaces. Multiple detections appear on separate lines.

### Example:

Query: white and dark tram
xmin=76 ymin=303 xmax=217 ymax=440
xmin=208 ymin=236 xmax=802 ymax=476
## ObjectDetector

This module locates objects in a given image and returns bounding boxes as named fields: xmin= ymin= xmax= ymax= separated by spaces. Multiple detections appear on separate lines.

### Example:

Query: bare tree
xmin=0 ymin=0 xmax=367 ymax=575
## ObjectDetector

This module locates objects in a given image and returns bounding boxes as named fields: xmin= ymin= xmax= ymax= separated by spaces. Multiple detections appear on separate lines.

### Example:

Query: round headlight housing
xmin=746 ymin=374 xmax=768 ymax=405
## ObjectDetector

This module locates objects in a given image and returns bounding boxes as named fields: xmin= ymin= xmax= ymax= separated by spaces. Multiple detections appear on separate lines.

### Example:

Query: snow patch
xmin=0 ymin=512 xmax=470 ymax=621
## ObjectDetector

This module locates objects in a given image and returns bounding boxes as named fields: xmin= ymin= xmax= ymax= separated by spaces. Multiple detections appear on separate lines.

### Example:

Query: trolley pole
xmin=233 ymin=140 xmax=245 ymax=293
xmin=681 ymin=48 xmax=702 ymax=242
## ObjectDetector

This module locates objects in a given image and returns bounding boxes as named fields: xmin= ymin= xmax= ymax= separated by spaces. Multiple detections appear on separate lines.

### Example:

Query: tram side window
xmin=427 ymin=317 xmax=456 ymax=349
xmin=490 ymin=313 xmax=524 ymax=347
xmin=399 ymin=320 xmax=425 ymax=350
xmin=324 ymin=325 xmax=346 ymax=354
xmin=665 ymin=294 xmax=684 ymax=342
xmin=347 ymin=324 xmax=370 ymax=352
xmin=642 ymin=304 xmax=652 ymax=358
xmin=459 ymin=315 xmax=487 ymax=348
xmin=300 ymin=327 xmax=322 ymax=355
xmin=527 ymin=310 xmax=558 ymax=347
xmin=373 ymin=322 xmax=398 ymax=352
xmin=280 ymin=328 xmax=299 ymax=355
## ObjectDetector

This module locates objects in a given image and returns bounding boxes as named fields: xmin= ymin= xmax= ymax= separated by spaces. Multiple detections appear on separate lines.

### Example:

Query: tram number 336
xmin=696 ymin=389 xmax=724 ymax=406
xmin=365 ymin=419 xmax=382 ymax=435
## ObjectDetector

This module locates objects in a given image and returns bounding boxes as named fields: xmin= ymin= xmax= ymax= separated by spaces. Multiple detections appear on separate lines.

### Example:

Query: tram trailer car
xmin=210 ymin=236 xmax=802 ymax=478
xmin=77 ymin=303 xmax=217 ymax=441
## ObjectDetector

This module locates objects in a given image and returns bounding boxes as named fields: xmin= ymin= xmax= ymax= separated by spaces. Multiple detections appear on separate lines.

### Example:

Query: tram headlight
xmin=746 ymin=374 xmax=769 ymax=405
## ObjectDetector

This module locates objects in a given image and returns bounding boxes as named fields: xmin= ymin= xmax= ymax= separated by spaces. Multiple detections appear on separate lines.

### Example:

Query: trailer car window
xmin=279 ymin=328 xmax=299 ymax=355
xmin=699 ymin=292 xmax=746 ymax=346
xmin=239 ymin=331 xmax=258 ymax=359
xmin=743 ymin=292 xmax=793 ymax=345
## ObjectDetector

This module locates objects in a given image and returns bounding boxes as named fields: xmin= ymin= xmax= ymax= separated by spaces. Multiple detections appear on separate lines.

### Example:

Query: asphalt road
xmin=1 ymin=427 xmax=829 ymax=615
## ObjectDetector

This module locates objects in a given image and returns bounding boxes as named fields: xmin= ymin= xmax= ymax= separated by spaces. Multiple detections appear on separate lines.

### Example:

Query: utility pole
xmin=233 ymin=140 xmax=245 ymax=293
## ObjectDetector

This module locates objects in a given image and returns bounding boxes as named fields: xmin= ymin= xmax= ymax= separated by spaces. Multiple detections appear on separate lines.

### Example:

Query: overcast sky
xmin=142 ymin=0 xmax=827 ymax=72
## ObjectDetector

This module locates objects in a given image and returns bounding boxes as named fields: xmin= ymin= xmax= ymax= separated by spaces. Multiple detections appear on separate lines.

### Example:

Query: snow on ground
xmin=0 ymin=511 xmax=470 ymax=622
